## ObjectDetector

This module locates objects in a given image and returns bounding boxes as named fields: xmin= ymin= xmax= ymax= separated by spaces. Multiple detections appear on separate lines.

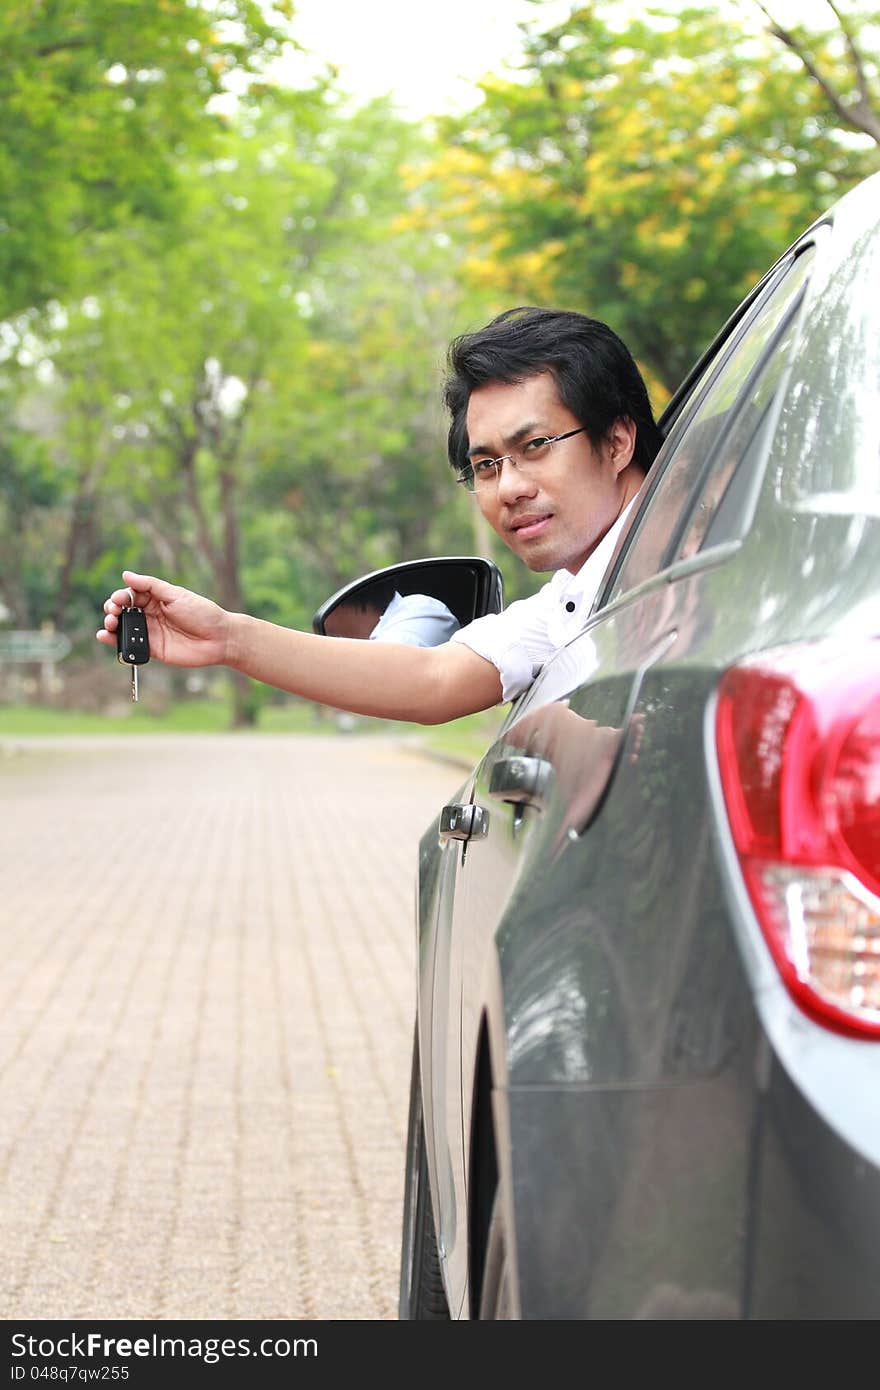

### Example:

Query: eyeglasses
xmin=456 ymin=427 xmax=588 ymax=493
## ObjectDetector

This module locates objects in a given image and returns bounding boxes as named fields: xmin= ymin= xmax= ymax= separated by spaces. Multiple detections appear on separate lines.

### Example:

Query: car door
xmin=430 ymin=230 xmax=822 ymax=1313
xmin=439 ymin=593 xmax=679 ymax=1308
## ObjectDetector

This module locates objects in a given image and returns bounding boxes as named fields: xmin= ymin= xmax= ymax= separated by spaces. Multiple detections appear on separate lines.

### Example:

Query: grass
xmin=0 ymin=701 xmax=505 ymax=767
xmin=0 ymin=700 xmax=238 ymax=735
xmin=402 ymin=709 xmax=505 ymax=766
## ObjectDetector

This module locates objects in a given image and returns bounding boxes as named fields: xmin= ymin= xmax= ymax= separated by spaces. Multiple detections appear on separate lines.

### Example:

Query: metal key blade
xmin=130 ymin=664 xmax=138 ymax=703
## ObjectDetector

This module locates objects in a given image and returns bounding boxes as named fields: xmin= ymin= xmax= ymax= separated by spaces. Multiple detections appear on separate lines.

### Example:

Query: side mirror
xmin=312 ymin=556 xmax=504 ymax=647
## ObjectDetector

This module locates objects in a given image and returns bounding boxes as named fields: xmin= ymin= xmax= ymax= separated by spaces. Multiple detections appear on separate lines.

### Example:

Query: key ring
xmin=124 ymin=587 xmax=135 ymax=610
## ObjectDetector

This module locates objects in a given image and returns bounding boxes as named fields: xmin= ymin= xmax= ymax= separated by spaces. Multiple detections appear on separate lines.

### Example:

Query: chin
xmin=505 ymin=537 xmax=546 ymax=570
xmin=518 ymin=543 xmax=566 ymax=574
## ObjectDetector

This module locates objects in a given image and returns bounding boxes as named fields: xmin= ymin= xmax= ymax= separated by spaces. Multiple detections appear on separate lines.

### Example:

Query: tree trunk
xmin=470 ymin=502 xmax=494 ymax=561
xmin=229 ymin=666 xmax=260 ymax=728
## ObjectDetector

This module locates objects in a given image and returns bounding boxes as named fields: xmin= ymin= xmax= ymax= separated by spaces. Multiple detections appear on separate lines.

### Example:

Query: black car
xmin=320 ymin=170 xmax=880 ymax=1318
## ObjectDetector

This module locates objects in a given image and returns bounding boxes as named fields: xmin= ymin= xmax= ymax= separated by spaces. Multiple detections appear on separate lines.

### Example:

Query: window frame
xmin=597 ymin=227 xmax=828 ymax=612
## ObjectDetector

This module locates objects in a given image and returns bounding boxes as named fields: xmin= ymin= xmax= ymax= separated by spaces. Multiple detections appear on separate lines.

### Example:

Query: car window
xmin=775 ymin=221 xmax=880 ymax=510
xmin=604 ymin=245 xmax=815 ymax=603
xmin=676 ymin=291 xmax=808 ymax=557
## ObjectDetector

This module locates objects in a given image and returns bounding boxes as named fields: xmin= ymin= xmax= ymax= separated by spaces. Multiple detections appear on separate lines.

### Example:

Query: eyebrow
xmin=467 ymin=420 xmax=547 ymax=459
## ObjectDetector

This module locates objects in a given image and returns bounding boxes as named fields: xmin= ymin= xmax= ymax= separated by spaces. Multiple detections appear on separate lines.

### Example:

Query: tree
xmin=754 ymin=0 xmax=880 ymax=146
xmin=412 ymin=2 xmax=879 ymax=394
xmin=0 ymin=417 xmax=61 ymax=628
xmin=0 ymin=0 xmax=296 ymax=320
xmin=25 ymin=95 xmax=472 ymax=723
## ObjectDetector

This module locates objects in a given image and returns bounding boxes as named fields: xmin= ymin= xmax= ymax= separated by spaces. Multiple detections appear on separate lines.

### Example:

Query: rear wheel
xmin=398 ymin=1027 xmax=449 ymax=1319
xmin=478 ymin=1191 xmax=515 ymax=1319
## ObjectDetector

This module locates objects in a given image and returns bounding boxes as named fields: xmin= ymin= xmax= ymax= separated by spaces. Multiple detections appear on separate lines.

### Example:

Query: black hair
xmin=443 ymin=306 xmax=663 ymax=475
xmin=342 ymin=578 xmax=397 ymax=614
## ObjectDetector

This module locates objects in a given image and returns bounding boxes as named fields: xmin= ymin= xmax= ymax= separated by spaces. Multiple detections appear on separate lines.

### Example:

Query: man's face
xmin=465 ymin=372 xmax=640 ymax=575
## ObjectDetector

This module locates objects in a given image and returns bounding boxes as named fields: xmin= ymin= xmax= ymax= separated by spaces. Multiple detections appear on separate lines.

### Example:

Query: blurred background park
xmin=0 ymin=0 xmax=877 ymax=746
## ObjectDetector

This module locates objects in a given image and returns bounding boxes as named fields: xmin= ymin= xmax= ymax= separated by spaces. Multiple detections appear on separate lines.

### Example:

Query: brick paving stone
xmin=0 ymin=733 xmax=465 ymax=1321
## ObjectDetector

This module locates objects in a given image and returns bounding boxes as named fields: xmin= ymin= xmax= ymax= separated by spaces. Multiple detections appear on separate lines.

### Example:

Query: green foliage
xmin=421 ymin=2 xmax=879 ymax=391
xmin=0 ymin=0 xmax=296 ymax=318
xmin=0 ymin=412 xmax=63 ymax=624
xmin=3 ymin=0 xmax=879 ymax=723
xmin=2 ymin=89 xmax=472 ymax=660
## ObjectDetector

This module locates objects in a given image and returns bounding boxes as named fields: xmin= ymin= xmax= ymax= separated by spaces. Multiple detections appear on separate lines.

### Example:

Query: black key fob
xmin=117 ymin=606 xmax=151 ymax=666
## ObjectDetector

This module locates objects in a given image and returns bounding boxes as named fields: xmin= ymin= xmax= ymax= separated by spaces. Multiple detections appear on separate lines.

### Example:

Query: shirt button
xmin=565 ymin=600 xmax=576 ymax=613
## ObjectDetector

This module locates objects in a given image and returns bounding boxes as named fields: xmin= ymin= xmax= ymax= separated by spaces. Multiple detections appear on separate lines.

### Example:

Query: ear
xmin=605 ymin=417 xmax=637 ymax=476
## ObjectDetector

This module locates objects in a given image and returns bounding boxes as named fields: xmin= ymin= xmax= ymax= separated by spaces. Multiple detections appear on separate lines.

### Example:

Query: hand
xmin=96 ymin=570 xmax=231 ymax=668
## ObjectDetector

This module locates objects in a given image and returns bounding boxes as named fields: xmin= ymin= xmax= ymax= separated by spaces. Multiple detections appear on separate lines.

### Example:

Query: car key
xmin=117 ymin=598 xmax=150 ymax=702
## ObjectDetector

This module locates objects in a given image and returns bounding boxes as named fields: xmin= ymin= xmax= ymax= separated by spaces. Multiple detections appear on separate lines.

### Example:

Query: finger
xmin=96 ymin=629 xmax=115 ymax=646
xmin=102 ymin=612 xmax=119 ymax=632
xmin=108 ymin=582 xmax=154 ymax=609
xmin=104 ymin=598 xmax=122 ymax=615
xmin=121 ymin=570 xmax=180 ymax=605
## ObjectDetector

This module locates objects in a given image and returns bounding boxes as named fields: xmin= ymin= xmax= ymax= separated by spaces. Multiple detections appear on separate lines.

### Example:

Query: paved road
xmin=0 ymin=733 xmax=464 ymax=1321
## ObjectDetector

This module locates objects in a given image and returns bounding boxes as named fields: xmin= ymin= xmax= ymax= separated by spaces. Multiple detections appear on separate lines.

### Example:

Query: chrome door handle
xmin=439 ymin=803 xmax=489 ymax=842
xmin=488 ymin=755 xmax=553 ymax=810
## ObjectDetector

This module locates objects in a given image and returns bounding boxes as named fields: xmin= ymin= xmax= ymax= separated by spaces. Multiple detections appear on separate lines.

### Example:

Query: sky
xmin=288 ymin=0 xmax=842 ymax=118
xmin=289 ymin=0 xmax=584 ymax=116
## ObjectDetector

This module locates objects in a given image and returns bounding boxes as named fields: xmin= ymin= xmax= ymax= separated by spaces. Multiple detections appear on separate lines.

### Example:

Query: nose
xmin=495 ymin=456 xmax=538 ymax=504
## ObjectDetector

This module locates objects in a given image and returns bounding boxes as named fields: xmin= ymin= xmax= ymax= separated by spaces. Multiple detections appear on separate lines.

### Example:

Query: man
xmin=97 ymin=307 xmax=662 ymax=720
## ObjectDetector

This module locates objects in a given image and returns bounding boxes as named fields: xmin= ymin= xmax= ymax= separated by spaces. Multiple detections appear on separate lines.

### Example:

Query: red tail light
xmin=716 ymin=641 xmax=880 ymax=1038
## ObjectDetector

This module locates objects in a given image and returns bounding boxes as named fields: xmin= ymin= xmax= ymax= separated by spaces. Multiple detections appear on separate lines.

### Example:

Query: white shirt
xmin=369 ymin=590 xmax=461 ymax=648
xmin=450 ymin=503 xmax=635 ymax=701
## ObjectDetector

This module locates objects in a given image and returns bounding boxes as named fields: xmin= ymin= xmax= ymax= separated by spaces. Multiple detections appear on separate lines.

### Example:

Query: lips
xmin=509 ymin=513 xmax=552 ymax=541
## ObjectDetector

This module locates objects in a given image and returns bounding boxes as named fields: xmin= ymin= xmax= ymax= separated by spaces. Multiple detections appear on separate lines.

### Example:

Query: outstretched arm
xmin=97 ymin=571 xmax=502 ymax=725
